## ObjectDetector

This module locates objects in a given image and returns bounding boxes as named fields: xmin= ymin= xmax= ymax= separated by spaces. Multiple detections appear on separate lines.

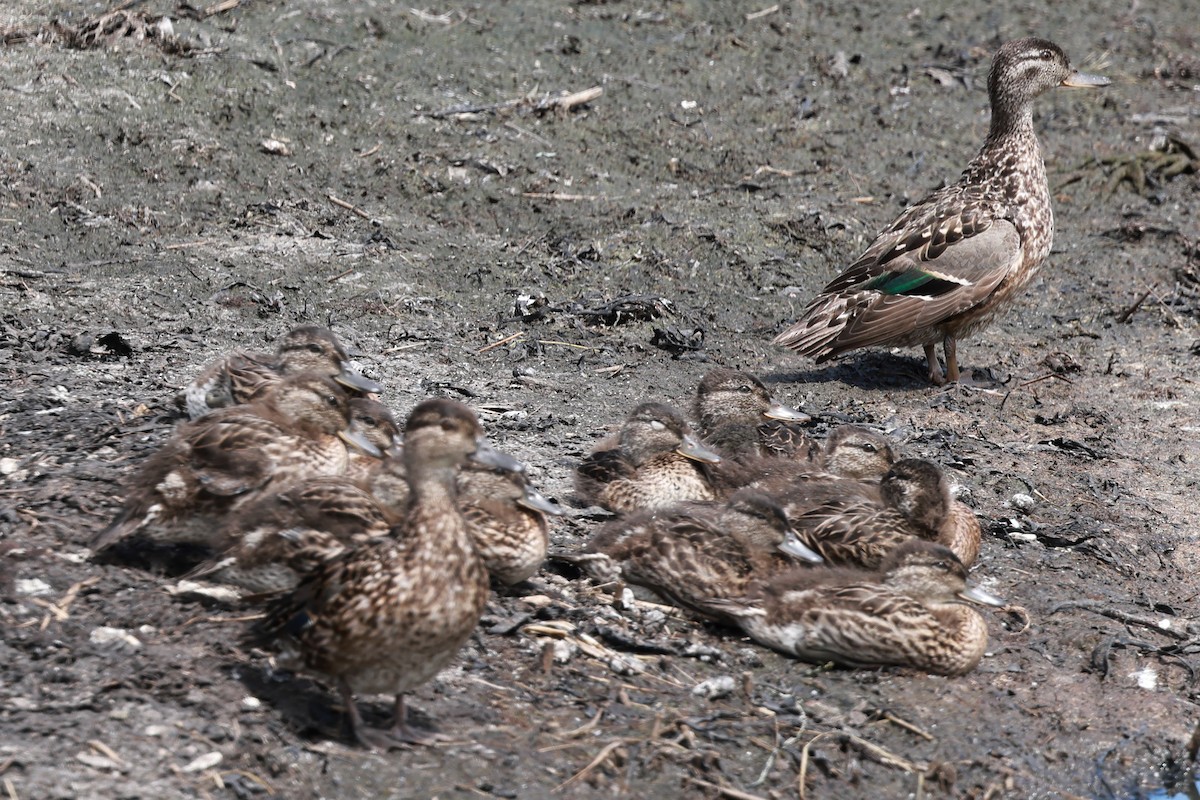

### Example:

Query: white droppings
xmin=89 ymin=626 xmax=142 ymax=650
xmin=692 ymin=675 xmax=736 ymax=700
xmin=16 ymin=578 xmax=52 ymax=597
xmin=180 ymin=751 xmax=223 ymax=773
xmin=1131 ymin=666 xmax=1158 ymax=690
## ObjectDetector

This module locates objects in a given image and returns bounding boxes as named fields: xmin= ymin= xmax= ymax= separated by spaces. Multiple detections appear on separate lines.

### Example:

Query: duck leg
xmin=923 ymin=344 xmax=947 ymax=385
xmin=943 ymin=336 xmax=960 ymax=383
xmin=388 ymin=694 xmax=451 ymax=745
xmin=338 ymin=680 xmax=406 ymax=751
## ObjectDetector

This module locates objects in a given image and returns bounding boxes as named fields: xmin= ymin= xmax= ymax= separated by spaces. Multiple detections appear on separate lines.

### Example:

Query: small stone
xmin=1010 ymin=493 xmax=1037 ymax=512
xmin=692 ymin=675 xmax=736 ymax=700
xmin=241 ymin=696 xmax=262 ymax=711
xmin=517 ymin=594 xmax=553 ymax=609
xmin=0 ymin=457 xmax=20 ymax=475
xmin=144 ymin=725 xmax=169 ymax=737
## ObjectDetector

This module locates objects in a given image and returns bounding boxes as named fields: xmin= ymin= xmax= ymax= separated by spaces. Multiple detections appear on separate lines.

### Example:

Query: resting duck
xmin=181 ymin=324 xmax=381 ymax=419
xmin=92 ymin=373 xmax=377 ymax=555
xmin=562 ymin=489 xmax=822 ymax=617
xmin=773 ymin=39 xmax=1109 ymax=384
xmin=457 ymin=464 xmax=562 ymax=585
xmin=248 ymin=398 xmax=522 ymax=748
xmin=691 ymin=368 xmax=814 ymax=460
xmin=781 ymin=458 xmax=981 ymax=568
xmin=701 ymin=539 xmax=1004 ymax=676
xmin=575 ymin=402 xmax=721 ymax=513
xmin=723 ymin=424 xmax=899 ymax=495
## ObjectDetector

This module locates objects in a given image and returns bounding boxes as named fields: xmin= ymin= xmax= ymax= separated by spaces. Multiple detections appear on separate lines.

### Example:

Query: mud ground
xmin=2 ymin=1 xmax=1200 ymax=798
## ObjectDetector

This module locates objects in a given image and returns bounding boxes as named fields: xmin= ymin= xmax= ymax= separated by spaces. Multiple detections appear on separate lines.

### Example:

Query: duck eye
xmin=737 ymin=385 xmax=752 ymax=394
xmin=860 ymin=442 xmax=877 ymax=453
xmin=326 ymin=394 xmax=341 ymax=407
xmin=1038 ymin=49 xmax=1054 ymax=61
xmin=306 ymin=343 xmax=325 ymax=354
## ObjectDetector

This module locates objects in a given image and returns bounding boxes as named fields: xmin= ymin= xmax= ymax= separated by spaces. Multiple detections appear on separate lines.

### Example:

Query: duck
xmin=92 ymin=373 xmax=379 ymax=555
xmin=773 ymin=39 xmax=1109 ymax=384
xmin=561 ymin=489 xmax=822 ymax=618
xmin=181 ymin=325 xmax=382 ymax=419
xmin=720 ymin=424 xmax=898 ymax=496
xmin=342 ymin=397 xmax=402 ymax=482
xmin=691 ymin=368 xmax=814 ymax=460
xmin=189 ymin=426 xmax=558 ymax=594
xmin=248 ymin=398 xmax=523 ymax=748
xmin=699 ymin=539 xmax=1004 ymax=676
xmin=457 ymin=464 xmax=563 ymax=585
xmin=781 ymin=458 xmax=981 ymax=569
xmin=575 ymin=402 xmax=722 ymax=513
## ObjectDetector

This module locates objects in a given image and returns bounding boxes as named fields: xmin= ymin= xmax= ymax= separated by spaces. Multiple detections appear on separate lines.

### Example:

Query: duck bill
xmin=339 ymin=427 xmax=383 ymax=458
xmin=519 ymin=485 xmax=565 ymax=516
xmin=335 ymin=363 xmax=383 ymax=394
xmin=764 ymin=401 xmax=811 ymax=423
xmin=677 ymin=433 xmax=722 ymax=464
xmin=1061 ymin=71 xmax=1110 ymax=89
xmin=471 ymin=438 xmax=525 ymax=473
xmin=778 ymin=529 xmax=824 ymax=564
xmin=959 ymin=583 xmax=1006 ymax=607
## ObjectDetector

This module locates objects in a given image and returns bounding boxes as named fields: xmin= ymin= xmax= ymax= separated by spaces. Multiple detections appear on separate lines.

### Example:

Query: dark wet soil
xmin=2 ymin=1 xmax=1200 ymax=798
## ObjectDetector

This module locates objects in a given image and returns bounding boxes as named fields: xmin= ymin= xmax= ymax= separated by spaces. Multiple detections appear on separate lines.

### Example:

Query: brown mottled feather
xmin=575 ymin=402 xmax=720 ymax=513
xmin=703 ymin=540 xmax=995 ymax=676
xmin=93 ymin=373 xmax=358 ymax=554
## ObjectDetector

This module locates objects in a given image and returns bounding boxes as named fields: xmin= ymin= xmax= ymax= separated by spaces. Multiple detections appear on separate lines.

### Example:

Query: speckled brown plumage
xmin=92 ymin=373 xmax=363 ymax=555
xmin=724 ymin=424 xmax=898 ymax=496
xmin=702 ymin=540 xmax=1003 ymax=676
xmin=782 ymin=458 xmax=981 ymax=569
xmin=249 ymin=398 xmax=523 ymax=748
xmin=180 ymin=325 xmax=381 ymax=419
xmin=457 ymin=464 xmax=562 ymax=585
xmin=692 ymin=368 xmax=813 ymax=460
xmin=563 ymin=489 xmax=822 ymax=617
xmin=575 ymin=402 xmax=722 ymax=513
xmin=342 ymin=397 xmax=400 ymax=482
xmin=774 ymin=39 xmax=1109 ymax=384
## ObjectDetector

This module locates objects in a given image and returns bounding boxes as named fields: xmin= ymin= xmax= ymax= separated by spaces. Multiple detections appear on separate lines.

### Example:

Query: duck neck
xmin=406 ymin=462 xmax=470 ymax=546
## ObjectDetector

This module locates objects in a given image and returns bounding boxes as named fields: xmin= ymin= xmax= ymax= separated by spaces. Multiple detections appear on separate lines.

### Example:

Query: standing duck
xmin=701 ymin=540 xmax=1004 ymax=676
xmin=561 ymin=489 xmax=822 ymax=617
xmin=181 ymin=325 xmax=381 ymax=419
xmin=92 ymin=373 xmax=377 ymax=555
xmin=575 ymin=402 xmax=722 ymax=513
xmin=691 ymin=368 xmax=814 ymax=460
xmin=782 ymin=458 xmax=981 ymax=569
xmin=773 ymin=39 xmax=1109 ymax=384
xmin=249 ymin=398 xmax=522 ymax=748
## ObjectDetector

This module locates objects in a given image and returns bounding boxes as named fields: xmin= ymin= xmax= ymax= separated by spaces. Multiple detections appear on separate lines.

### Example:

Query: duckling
xmin=562 ymin=489 xmax=822 ymax=618
xmin=248 ymin=398 xmax=522 ymax=748
xmin=692 ymin=368 xmax=814 ymax=460
xmin=575 ymin=402 xmax=721 ymax=513
xmin=782 ymin=458 xmax=981 ymax=569
xmin=181 ymin=325 xmax=381 ymax=419
xmin=700 ymin=540 xmax=1004 ymax=676
xmin=773 ymin=39 xmax=1109 ymax=384
xmin=92 ymin=373 xmax=378 ymax=555
xmin=457 ymin=464 xmax=563 ymax=585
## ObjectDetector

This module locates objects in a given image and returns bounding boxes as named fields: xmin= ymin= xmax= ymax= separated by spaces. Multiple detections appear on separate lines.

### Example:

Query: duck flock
xmin=93 ymin=324 xmax=1005 ymax=750
xmin=90 ymin=36 xmax=1115 ymax=752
